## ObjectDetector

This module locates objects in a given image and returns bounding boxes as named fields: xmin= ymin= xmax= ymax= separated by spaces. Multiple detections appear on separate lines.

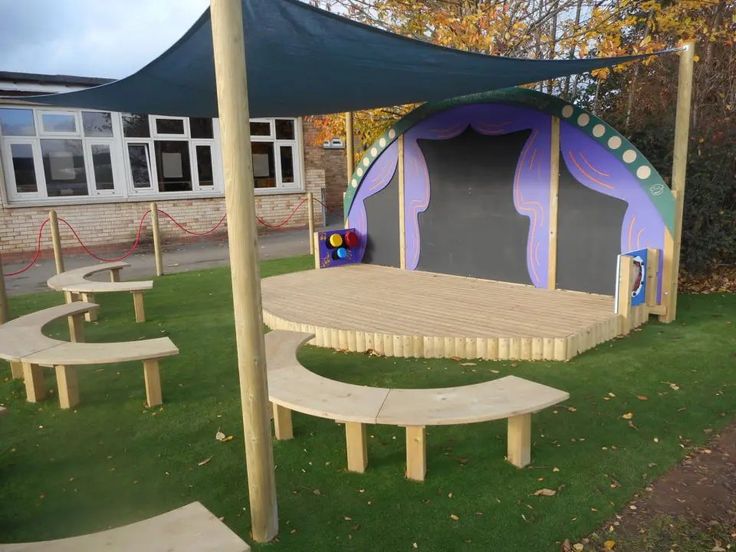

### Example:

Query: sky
xmin=0 ymin=0 xmax=210 ymax=79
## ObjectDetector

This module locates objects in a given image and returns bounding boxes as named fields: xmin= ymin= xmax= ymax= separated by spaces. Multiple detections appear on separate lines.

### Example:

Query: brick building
xmin=0 ymin=71 xmax=346 ymax=255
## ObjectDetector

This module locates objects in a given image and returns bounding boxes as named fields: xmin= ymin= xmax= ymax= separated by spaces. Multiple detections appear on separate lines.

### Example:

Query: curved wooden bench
xmin=266 ymin=331 xmax=569 ymax=480
xmin=0 ymin=501 xmax=250 ymax=551
xmin=0 ymin=302 xmax=178 ymax=409
xmin=47 ymin=262 xmax=153 ymax=322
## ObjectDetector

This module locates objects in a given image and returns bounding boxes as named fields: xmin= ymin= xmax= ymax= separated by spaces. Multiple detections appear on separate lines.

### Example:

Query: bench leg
xmin=109 ymin=268 xmax=121 ymax=282
xmin=10 ymin=360 xmax=24 ymax=380
xmin=345 ymin=421 xmax=368 ymax=473
xmin=507 ymin=414 xmax=532 ymax=468
xmin=55 ymin=365 xmax=79 ymax=409
xmin=81 ymin=293 xmax=97 ymax=322
xmin=273 ymin=403 xmax=293 ymax=440
xmin=143 ymin=359 xmax=162 ymax=407
xmin=64 ymin=291 xmax=76 ymax=304
xmin=67 ymin=313 xmax=85 ymax=343
xmin=133 ymin=292 xmax=146 ymax=323
xmin=405 ymin=426 xmax=427 ymax=481
xmin=23 ymin=362 xmax=47 ymax=403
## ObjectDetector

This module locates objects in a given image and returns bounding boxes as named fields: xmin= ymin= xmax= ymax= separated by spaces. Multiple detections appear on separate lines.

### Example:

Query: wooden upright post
xmin=210 ymin=0 xmax=278 ymax=542
xmin=345 ymin=112 xmax=354 ymax=181
xmin=150 ymin=202 xmax=164 ymax=277
xmin=547 ymin=117 xmax=560 ymax=289
xmin=307 ymin=192 xmax=315 ymax=255
xmin=0 ymin=248 xmax=8 ymax=324
xmin=616 ymin=255 xmax=634 ymax=335
xmin=49 ymin=210 xmax=64 ymax=274
xmin=398 ymin=135 xmax=406 ymax=269
xmin=660 ymin=40 xmax=695 ymax=323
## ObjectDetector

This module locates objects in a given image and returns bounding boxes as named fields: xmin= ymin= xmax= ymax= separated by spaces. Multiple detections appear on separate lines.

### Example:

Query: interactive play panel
xmin=261 ymin=265 xmax=650 ymax=361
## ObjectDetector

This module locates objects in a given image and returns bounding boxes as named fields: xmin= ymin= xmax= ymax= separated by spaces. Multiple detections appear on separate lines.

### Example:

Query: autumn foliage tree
xmin=308 ymin=0 xmax=735 ymax=274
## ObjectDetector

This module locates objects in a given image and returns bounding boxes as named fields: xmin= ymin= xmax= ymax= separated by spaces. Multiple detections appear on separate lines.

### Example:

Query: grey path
xmin=4 ymin=221 xmax=340 ymax=296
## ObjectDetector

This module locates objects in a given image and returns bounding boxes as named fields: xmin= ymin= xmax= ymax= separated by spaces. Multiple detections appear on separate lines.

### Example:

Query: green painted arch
xmin=344 ymin=87 xmax=675 ymax=233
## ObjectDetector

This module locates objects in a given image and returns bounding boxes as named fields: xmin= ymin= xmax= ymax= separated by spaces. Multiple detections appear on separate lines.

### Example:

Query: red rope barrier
xmin=58 ymin=211 xmax=151 ymax=263
xmin=4 ymin=194 xmax=341 ymax=277
xmin=156 ymin=209 xmax=227 ymax=236
xmin=5 ymin=219 xmax=50 ymax=276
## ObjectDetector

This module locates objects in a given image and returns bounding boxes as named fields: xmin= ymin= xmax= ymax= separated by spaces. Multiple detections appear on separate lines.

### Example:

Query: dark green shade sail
xmin=21 ymin=0 xmax=670 ymax=118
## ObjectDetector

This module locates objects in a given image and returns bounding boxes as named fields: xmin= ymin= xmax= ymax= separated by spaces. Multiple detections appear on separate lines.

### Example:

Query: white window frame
xmin=1 ymin=137 xmax=45 ymax=201
xmin=0 ymin=106 xmax=302 ymax=207
xmin=36 ymin=109 xmax=81 ymax=136
xmin=250 ymin=117 xmax=303 ymax=194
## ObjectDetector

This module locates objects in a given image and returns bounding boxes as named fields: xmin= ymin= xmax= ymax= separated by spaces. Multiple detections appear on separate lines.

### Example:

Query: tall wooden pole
xmin=345 ymin=112 xmax=354 ymax=182
xmin=307 ymin=192 xmax=315 ymax=254
xmin=49 ymin=210 xmax=64 ymax=274
xmin=344 ymin=112 xmax=354 ymax=227
xmin=398 ymin=135 xmax=406 ymax=269
xmin=150 ymin=202 xmax=164 ymax=277
xmin=0 ymin=248 xmax=8 ymax=324
xmin=210 ymin=0 xmax=278 ymax=542
xmin=660 ymin=40 xmax=695 ymax=323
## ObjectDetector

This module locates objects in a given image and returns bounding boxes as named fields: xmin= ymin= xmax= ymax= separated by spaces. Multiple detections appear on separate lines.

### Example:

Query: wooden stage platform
xmin=261 ymin=265 xmax=649 ymax=361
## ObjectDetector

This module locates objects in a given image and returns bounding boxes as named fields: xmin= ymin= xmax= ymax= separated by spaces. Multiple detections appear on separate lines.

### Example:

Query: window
xmin=82 ymin=111 xmax=113 ymax=137
xmin=249 ymin=118 xmax=301 ymax=191
xmin=90 ymin=144 xmax=114 ymax=190
xmin=190 ymin=118 xmax=214 ymax=139
xmin=155 ymin=118 xmax=185 ymax=136
xmin=0 ymin=108 xmax=35 ymax=136
xmin=9 ymin=143 xmax=38 ymax=193
xmin=40 ymin=111 xmax=77 ymax=134
xmin=1 ymin=106 xmax=300 ymax=204
xmin=41 ymin=139 xmax=87 ymax=196
xmin=127 ymin=143 xmax=153 ymax=189
xmin=154 ymin=141 xmax=191 ymax=192
xmin=195 ymin=145 xmax=214 ymax=186
xmin=122 ymin=113 xmax=150 ymax=137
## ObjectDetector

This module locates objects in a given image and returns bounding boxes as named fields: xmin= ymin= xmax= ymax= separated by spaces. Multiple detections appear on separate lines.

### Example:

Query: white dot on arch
xmin=370 ymin=147 xmax=377 ymax=156
xmin=577 ymin=113 xmax=590 ymax=126
xmin=623 ymin=150 xmax=637 ymax=163
xmin=636 ymin=165 xmax=651 ymax=179
xmin=356 ymin=167 xmax=363 ymax=177
xmin=561 ymin=105 xmax=574 ymax=118
xmin=388 ymin=129 xmax=396 ymax=139
xmin=608 ymin=136 xmax=622 ymax=149
xmin=593 ymin=124 xmax=605 ymax=138
xmin=351 ymin=179 xmax=357 ymax=188
xmin=379 ymin=138 xmax=386 ymax=147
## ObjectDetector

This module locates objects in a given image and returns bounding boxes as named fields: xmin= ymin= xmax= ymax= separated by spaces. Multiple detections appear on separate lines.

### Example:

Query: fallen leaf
xmin=622 ymin=412 xmax=634 ymax=420
xmin=552 ymin=467 xmax=560 ymax=472
xmin=567 ymin=406 xmax=577 ymax=412
xmin=460 ymin=362 xmax=476 ymax=366
xmin=215 ymin=430 xmax=226 ymax=441
xmin=603 ymin=540 xmax=616 ymax=550
xmin=449 ymin=514 xmax=459 ymax=521
xmin=636 ymin=395 xmax=648 ymax=401
xmin=533 ymin=488 xmax=556 ymax=497
xmin=670 ymin=383 xmax=680 ymax=391
xmin=197 ymin=456 xmax=212 ymax=466
xmin=573 ymin=544 xmax=584 ymax=552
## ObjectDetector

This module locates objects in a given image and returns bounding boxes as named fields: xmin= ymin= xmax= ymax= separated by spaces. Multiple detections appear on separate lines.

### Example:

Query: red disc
xmin=344 ymin=231 xmax=359 ymax=248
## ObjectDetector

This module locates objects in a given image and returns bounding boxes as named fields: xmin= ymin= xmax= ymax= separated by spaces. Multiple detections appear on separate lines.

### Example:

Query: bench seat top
xmin=266 ymin=331 xmax=569 ymax=427
xmin=47 ymin=262 xmax=152 ymax=293
xmin=23 ymin=338 xmax=179 ymax=367
xmin=0 ymin=302 xmax=99 ymax=361
xmin=0 ymin=501 xmax=250 ymax=551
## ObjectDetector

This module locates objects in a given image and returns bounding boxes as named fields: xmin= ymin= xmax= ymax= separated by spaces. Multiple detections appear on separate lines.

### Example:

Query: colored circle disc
xmin=336 ymin=247 xmax=348 ymax=259
xmin=328 ymin=233 xmax=343 ymax=248
xmin=344 ymin=231 xmax=359 ymax=248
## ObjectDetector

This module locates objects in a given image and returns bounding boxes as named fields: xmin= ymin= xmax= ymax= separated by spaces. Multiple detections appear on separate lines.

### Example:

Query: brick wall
xmin=0 ymin=130 xmax=328 ymax=255
xmin=302 ymin=121 xmax=347 ymax=218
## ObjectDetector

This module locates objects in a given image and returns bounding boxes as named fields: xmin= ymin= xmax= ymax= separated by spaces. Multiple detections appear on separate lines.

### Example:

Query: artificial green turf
xmin=0 ymin=255 xmax=734 ymax=551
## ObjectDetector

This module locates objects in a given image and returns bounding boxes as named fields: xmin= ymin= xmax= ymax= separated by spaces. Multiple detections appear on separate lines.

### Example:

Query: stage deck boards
xmin=261 ymin=264 xmax=649 ymax=361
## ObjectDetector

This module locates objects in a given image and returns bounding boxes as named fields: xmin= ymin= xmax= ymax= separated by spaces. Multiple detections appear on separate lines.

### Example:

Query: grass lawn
xmin=1 ymin=255 xmax=734 ymax=550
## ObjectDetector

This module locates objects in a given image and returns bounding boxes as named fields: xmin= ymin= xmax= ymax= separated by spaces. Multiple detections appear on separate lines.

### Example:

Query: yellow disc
xmin=329 ymin=233 xmax=343 ymax=247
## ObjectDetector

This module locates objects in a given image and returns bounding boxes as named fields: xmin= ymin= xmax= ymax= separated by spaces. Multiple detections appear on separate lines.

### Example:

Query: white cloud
xmin=0 ymin=0 xmax=209 ymax=78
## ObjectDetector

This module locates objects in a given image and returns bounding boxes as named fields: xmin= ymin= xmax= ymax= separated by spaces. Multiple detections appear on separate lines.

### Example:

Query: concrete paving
xmin=3 ymin=223 xmax=338 ymax=296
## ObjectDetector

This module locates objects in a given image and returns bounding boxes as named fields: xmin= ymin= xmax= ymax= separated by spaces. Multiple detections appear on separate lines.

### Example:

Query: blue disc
xmin=336 ymin=247 xmax=348 ymax=259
